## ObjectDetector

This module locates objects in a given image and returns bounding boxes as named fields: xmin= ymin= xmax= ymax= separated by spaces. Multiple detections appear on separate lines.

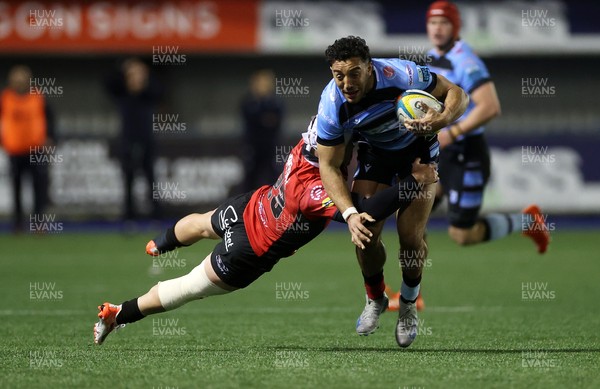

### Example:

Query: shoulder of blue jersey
xmin=372 ymin=57 xmax=432 ymax=89
xmin=317 ymin=80 xmax=342 ymax=129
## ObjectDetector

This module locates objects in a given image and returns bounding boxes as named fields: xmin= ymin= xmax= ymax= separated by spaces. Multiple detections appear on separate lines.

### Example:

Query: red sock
xmin=363 ymin=271 xmax=385 ymax=300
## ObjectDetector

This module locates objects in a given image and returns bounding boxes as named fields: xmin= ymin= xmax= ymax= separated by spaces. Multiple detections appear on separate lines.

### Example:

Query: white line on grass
xmin=0 ymin=306 xmax=502 ymax=316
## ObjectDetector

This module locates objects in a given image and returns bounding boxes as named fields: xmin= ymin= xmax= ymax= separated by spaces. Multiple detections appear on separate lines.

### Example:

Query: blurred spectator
xmin=105 ymin=58 xmax=164 ymax=222
xmin=0 ymin=65 xmax=54 ymax=232
xmin=240 ymin=69 xmax=284 ymax=192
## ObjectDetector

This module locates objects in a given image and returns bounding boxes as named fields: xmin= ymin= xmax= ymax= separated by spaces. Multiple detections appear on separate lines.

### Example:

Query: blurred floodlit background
xmin=0 ymin=0 xmax=598 ymax=227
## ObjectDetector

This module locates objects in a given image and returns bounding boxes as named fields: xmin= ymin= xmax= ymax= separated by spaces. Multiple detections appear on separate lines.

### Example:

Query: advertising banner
xmin=0 ymin=0 xmax=257 ymax=53
xmin=484 ymin=135 xmax=600 ymax=213
xmin=258 ymin=0 xmax=600 ymax=55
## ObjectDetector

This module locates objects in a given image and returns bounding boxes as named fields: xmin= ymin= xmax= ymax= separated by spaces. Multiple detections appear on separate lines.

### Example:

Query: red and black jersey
xmin=244 ymin=139 xmax=338 ymax=258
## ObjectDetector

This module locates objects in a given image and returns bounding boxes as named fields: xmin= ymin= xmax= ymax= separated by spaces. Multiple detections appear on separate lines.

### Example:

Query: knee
xmin=448 ymin=226 xmax=474 ymax=246
xmin=149 ymin=284 xmax=160 ymax=294
xmin=363 ymin=234 xmax=383 ymax=250
xmin=399 ymin=231 xmax=426 ymax=252
xmin=157 ymin=261 xmax=230 ymax=310
xmin=361 ymin=222 xmax=385 ymax=249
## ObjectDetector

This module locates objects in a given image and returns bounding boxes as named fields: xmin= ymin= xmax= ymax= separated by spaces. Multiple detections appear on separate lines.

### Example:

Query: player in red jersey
xmin=94 ymin=118 xmax=439 ymax=345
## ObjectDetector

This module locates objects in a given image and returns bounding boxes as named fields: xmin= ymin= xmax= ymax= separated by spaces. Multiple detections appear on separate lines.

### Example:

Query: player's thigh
xmin=441 ymin=138 xmax=490 ymax=229
xmin=396 ymin=182 xmax=436 ymax=247
xmin=352 ymin=180 xmax=391 ymax=236
xmin=199 ymin=210 xmax=219 ymax=239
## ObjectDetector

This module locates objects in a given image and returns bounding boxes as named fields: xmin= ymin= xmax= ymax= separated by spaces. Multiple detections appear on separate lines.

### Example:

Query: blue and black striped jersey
xmin=316 ymin=58 xmax=437 ymax=151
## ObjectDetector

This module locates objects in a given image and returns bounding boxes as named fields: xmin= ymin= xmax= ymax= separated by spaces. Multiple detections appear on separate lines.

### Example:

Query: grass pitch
xmin=1 ymin=228 xmax=598 ymax=388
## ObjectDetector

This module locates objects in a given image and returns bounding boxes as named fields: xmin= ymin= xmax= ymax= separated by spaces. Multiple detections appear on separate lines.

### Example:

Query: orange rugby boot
xmin=522 ymin=204 xmax=551 ymax=254
xmin=93 ymin=302 xmax=123 ymax=345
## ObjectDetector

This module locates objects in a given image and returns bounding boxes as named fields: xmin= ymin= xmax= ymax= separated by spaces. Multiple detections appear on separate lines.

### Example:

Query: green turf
xmin=0 ymin=229 xmax=598 ymax=388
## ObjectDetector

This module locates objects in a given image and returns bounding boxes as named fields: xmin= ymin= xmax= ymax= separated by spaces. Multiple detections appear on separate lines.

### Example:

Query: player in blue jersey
xmin=316 ymin=35 xmax=469 ymax=348
xmin=386 ymin=1 xmax=551 ymax=313
xmin=427 ymin=1 xmax=549 ymax=250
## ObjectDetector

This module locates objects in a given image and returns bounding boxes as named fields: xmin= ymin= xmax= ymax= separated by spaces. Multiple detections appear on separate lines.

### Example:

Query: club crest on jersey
xmin=383 ymin=66 xmax=396 ymax=79
xmin=321 ymin=197 xmax=334 ymax=208
xmin=310 ymin=185 xmax=325 ymax=201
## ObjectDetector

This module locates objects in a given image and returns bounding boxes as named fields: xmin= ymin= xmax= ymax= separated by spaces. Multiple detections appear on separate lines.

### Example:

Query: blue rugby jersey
xmin=427 ymin=40 xmax=492 ymax=137
xmin=316 ymin=58 xmax=437 ymax=151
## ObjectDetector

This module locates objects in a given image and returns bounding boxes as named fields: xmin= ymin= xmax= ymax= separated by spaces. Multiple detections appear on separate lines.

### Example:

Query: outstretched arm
xmin=333 ymin=159 xmax=439 ymax=223
xmin=318 ymin=142 xmax=375 ymax=249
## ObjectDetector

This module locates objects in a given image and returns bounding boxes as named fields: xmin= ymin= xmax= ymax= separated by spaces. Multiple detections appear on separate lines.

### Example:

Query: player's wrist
xmin=342 ymin=207 xmax=359 ymax=222
xmin=448 ymin=124 xmax=462 ymax=141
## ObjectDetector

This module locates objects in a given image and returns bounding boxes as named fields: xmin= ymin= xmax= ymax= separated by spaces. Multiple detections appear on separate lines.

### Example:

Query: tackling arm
xmin=317 ymin=142 xmax=375 ymax=248
xmin=332 ymin=158 xmax=439 ymax=223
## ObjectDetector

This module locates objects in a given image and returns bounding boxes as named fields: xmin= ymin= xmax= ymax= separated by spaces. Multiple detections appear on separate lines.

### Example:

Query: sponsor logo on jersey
xmin=258 ymin=201 xmax=268 ymax=227
xmin=417 ymin=66 xmax=431 ymax=83
xmin=364 ymin=163 xmax=372 ymax=172
xmin=215 ymin=255 xmax=229 ymax=274
xmin=383 ymin=66 xmax=396 ymax=79
xmin=406 ymin=65 xmax=414 ymax=86
xmin=310 ymin=185 xmax=325 ymax=200
xmin=218 ymin=205 xmax=238 ymax=251
xmin=321 ymin=197 xmax=334 ymax=208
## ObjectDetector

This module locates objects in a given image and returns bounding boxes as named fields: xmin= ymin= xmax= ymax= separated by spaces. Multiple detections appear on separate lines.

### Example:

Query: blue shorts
xmin=353 ymin=135 xmax=440 ymax=186
xmin=439 ymin=134 xmax=491 ymax=228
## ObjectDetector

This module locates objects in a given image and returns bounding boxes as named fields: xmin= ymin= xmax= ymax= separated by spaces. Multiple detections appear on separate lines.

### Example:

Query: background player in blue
xmin=426 ymin=1 xmax=550 ymax=251
xmin=385 ymin=0 xmax=552 ymax=315
xmin=316 ymin=36 xmax=469 ymax=348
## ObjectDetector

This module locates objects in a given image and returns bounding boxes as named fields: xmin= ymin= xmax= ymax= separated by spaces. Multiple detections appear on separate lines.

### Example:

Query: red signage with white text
xmin=0 ymin=0 xmax=257 ymax=53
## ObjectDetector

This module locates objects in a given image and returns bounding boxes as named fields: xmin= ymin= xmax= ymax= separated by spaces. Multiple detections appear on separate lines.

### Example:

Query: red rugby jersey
xmin=243 ymin=139 xmax=338 ymax=258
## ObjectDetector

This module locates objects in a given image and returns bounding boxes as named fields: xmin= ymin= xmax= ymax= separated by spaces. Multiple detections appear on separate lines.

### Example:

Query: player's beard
xmin=436 ymin=37 xmax=456 ymax=54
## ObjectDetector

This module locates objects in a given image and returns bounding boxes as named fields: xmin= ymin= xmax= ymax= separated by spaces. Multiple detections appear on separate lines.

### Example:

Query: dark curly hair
xmin=325 ymin=36 xmax=371 ymax=65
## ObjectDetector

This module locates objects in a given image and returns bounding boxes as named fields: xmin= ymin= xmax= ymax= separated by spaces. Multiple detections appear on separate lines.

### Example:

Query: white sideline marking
xmin=426 ymin=306 xmax=476 ymax=313
xmin=0 ymin=309 xmax=87 ymax=316
xmin=0 ymin=306 xmax=500 ymax=316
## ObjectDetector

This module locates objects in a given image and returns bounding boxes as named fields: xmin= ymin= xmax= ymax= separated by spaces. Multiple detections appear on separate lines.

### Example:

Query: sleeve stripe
xmin=317 ymin=135 xmax=344 ymax=147
xmin=468 ymin=78 xmax=493 ymax=94
xmin=424 ymin=72 xmax=438 ymax=93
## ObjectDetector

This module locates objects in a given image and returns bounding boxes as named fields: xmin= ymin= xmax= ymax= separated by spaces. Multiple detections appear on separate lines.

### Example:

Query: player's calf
xmin=447 ymin=223 xmax=487 ymax=246
xmin=93 ymin=259 xmax=233 ymax=345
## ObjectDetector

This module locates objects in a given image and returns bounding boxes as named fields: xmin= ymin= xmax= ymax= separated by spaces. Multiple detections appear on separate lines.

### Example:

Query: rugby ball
xmin=396 ymin=89 xmax=443 ymax=123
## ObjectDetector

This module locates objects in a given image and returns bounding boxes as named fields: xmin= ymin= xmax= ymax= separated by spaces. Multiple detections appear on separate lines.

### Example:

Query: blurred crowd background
xmin=0 ymin=0 xmax=599 ymax=230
